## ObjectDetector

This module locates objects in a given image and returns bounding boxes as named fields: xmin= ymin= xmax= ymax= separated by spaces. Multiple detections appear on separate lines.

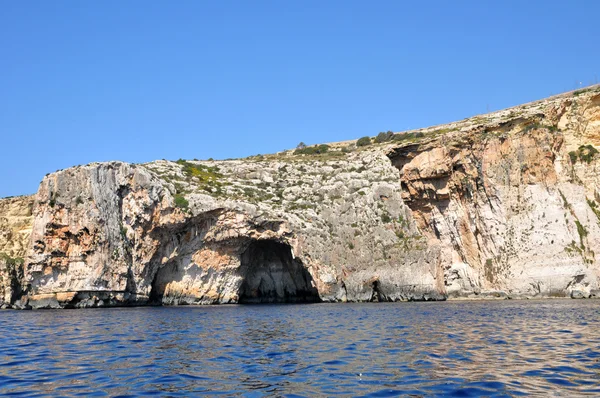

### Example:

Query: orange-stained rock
xmin=4 ymin=86 xmax=600 ymax=308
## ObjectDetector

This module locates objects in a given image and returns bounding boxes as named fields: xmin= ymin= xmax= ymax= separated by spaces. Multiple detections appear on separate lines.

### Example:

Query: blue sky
xmin=1 ymin=1 xmax=599 ymax=197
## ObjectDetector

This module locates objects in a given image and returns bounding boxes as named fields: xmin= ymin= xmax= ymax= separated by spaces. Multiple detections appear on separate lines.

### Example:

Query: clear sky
xmin=1 ymin=1 xmax=599 ymax=197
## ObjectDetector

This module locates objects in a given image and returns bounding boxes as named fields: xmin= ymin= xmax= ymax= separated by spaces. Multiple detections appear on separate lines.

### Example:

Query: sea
xmin=1 ymin=299 xmax=599 ymax=397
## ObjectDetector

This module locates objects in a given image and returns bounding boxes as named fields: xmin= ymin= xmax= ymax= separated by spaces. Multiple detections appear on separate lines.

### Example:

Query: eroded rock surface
xmin=3 ymin=86 xmax=600 ymax=308
xmin=22 ymin=152 xmax=437 ymax=308
xmin=390 ymin=88 xmax=600 ymax=299
xmin=0 ymin=196 xmax=33 ymax=307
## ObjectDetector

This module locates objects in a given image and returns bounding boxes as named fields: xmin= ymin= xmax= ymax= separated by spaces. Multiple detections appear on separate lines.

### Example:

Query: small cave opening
xmin=370 ymin=280 xmax=389 ymax=302
xmin=148 ymin=269 xmax=163 ymax=305
xmin=238 ymin=240 xmax=320 ymax=304
xmin=371 ymin=280 xmax=381 ymax=302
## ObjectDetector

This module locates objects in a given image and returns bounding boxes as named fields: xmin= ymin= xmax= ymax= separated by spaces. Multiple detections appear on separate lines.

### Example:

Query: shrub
xmin=0 ymin=253 xmax=24 ymax=268
xmin=578 ymin=145 xmax=599 ymax=163
xmin=174 ymin=194 xmax=189 ymax=209
xmin=573 ymin=88 xmax=592 ymax=96
xmin=174 ymin=160 xmax=224 ymax=197
xmin=374 ymin=131 xmax=394 ymax=143
xmin=318 ymin=144 xmax=329 ymax=153
xmin=176 ymin=159 xmax=222 ymax=180
xmin=575 ymin=220 xmax=588 ymax=248
xmin=294 ymin=144 xmax=329 ymax=155
xmin=0 ymin=253 xmax=24 ymax=288
xmin=393 ymin=131 xmax=425 ymax=142
xmin=356 ymin=136 xmax=371 ymax=147
xmin=587 ymin=198 xmax=600 ymax=222
xmin=569 ymin=151 xmax=578 ymax=163
xmin=570 ymin=145 xmax=599 ymax=164
xmin=522 ymin=123 xmax=558 ymax=134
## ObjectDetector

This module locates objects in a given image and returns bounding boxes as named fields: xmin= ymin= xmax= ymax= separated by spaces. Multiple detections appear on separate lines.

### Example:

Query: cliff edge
xmin=3 ymin=86 xmax=600 ymax=308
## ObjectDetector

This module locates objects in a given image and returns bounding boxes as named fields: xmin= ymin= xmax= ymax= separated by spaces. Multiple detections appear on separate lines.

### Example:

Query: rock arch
xmin=237 ymin=240 xmax=320 ymax=303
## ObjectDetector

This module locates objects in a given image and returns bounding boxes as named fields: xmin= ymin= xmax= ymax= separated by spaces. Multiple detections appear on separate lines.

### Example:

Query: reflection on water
xmin=1 ymin=300 xmax=600 ymax=396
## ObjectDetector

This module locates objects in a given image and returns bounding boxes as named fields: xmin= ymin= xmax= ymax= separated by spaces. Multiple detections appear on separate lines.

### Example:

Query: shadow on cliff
xmin=147 ymin=236 xmax=321 ymax=305
xmin=237 ymin=240 xmax=321 ymax=304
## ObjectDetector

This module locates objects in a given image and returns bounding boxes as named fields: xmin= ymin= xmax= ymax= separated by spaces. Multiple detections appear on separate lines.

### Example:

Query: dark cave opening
xmin=148 ymin=270 xmax=163 ymax=305
xmin=371 ymin=280 xmax=382 ymax=302
xmin=238 ymin=240 xmax=321 ymax=304
xmin=371 ymin=280 xmax=389 ymax=302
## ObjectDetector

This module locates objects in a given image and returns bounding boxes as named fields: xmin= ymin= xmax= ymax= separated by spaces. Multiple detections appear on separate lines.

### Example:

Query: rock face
xmin=23 ymin=155 xmax=438 ymax=308
xmin=3 ymin=86 xmax=600 ymax=308
xmin=0 ymin=196 xmax=33 ymax=258
xmin=390 ymin=88 xmax=600 ymax=299
xmin=0 ymin=196 xmax=33 ymax=307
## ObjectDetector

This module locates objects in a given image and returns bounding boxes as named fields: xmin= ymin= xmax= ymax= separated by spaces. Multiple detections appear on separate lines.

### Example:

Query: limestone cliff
xmin=0 ymin=196 xmax=33 ymax=307
xmin=390 ymin=87 xmax=600 ymax=299
xmin=23 ymin=156 xmax=437 ymax=308
xmin=3 ymin=86 xmax=600 ymax=308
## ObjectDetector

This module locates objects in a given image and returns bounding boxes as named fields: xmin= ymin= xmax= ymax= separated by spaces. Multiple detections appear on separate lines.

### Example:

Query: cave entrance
xmin=238 ymin=240 xmax=320 ymax=304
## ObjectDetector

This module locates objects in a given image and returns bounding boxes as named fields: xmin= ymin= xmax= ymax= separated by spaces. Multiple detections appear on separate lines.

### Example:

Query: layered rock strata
xmin=2 ymin=86 xmax=600 ymax=308
xmin=0 ymin=196 xmax=33 ymax=307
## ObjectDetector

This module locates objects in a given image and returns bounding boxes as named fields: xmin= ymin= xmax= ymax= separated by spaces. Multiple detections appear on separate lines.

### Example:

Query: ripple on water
xmin=1 ymin=300 xmax=600 ymax=396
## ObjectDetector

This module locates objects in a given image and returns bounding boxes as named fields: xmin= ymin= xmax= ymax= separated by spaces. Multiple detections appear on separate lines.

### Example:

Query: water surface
xmin=1 ymin=300 xmax=599 ymax=396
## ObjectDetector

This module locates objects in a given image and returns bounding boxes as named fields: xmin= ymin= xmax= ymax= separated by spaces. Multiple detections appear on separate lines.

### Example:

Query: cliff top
xmin=2 ymin=84 xmax=600 ymax=204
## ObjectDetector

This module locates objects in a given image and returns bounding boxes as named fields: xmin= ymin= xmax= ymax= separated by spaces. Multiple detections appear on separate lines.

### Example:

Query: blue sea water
xmin=1 ymin=300 xmax=599 ymax=397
